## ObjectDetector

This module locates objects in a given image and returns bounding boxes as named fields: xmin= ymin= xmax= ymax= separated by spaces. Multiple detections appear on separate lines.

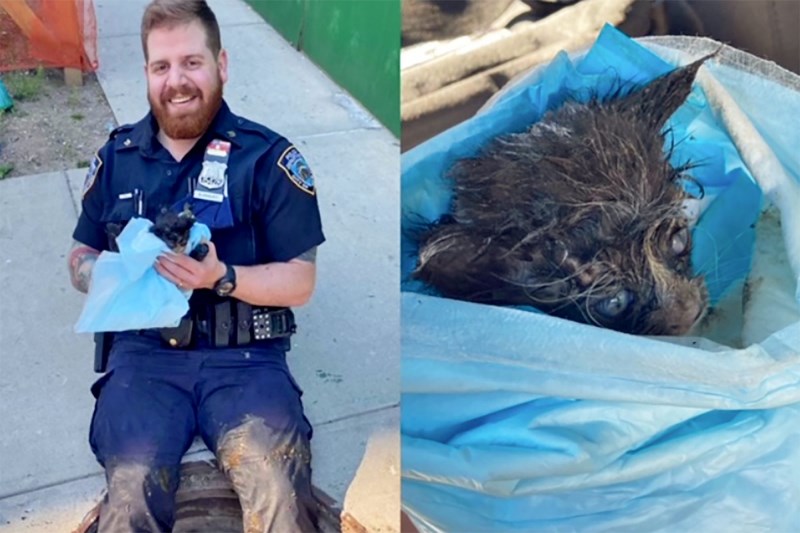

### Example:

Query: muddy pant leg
xmin=89 ymin=353 xmax=197 ymax=533
xmin=97 ymin=462 xmax=181 ymax=533
xmin=217 ymin=419 xmax=316 ymax=533
xmin=197 ymin=351 xmax=316 ymax=532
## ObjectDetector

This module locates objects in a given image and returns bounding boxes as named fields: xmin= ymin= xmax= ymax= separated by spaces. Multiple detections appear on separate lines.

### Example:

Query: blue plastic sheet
xmin=74 ymin=217 xmax=211 ymax=333
xmin=0 ymin=80 xmax=12 ymax=111
xmin=401 ymin=26 xmax=800 ymax=532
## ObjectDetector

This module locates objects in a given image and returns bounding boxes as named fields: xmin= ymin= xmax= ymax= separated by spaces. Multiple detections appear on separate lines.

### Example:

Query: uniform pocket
xmin=90 ymin=369 xmax=115 ymax=399
xmin=104 ymin=198 xmax=135 ymax=224
xmin=283 ymin=369 xmax=305 ymax=398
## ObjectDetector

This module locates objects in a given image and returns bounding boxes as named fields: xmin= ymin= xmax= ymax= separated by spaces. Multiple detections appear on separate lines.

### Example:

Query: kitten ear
xmin=617 ymin=50 xmax=719 ymax=131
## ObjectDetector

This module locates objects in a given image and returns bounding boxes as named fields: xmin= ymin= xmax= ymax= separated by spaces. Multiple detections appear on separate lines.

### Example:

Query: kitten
xmin=413 ymin=53 xmax=717 ymax=335
xmin=150 ymin=205 xmax=208 ymax=260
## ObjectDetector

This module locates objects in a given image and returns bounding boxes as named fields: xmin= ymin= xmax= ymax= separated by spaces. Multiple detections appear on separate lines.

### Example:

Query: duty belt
xmin=157 ymin=301 xmax=296 ymax=348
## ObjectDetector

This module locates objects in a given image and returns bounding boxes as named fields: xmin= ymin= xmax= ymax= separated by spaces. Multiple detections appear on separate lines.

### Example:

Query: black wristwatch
xmin=213 ymin=263 xmax=237 ymax=297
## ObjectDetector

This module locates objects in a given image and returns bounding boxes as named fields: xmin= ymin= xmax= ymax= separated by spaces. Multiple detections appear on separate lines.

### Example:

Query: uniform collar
xmin=205 ymin=100 xmax=244 ymax=148
xmin=122 ymin=99 xmax=243 ymax=157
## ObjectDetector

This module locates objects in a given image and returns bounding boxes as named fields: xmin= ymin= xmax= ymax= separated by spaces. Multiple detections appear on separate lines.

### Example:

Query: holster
xmin=93 ymin=331 xmax=114 ymax=373
xmin=158 ymin=314 xmax=194 ymax=348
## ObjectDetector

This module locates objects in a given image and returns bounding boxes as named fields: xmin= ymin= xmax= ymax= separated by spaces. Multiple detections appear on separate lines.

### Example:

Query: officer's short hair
xmin=141 ymin=0 xmax=222 ymax=61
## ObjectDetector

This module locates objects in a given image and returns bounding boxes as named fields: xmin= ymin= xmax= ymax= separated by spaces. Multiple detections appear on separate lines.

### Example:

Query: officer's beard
xmin=150 ymin=79 xmax=223 ymax=140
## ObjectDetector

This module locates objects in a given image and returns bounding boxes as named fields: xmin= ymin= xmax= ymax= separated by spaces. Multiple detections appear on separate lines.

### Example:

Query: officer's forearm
xmin=68 ymin=241 xmax=100 ymax=293
xmin=230 ymin=259 xmax=316 ymax=307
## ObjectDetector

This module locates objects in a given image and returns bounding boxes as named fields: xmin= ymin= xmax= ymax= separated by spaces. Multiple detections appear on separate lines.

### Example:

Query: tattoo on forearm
xmin=69 ymin=244 xmax=99 ymax=293
xmin=296 ymin=247 xmax=317 ymax=264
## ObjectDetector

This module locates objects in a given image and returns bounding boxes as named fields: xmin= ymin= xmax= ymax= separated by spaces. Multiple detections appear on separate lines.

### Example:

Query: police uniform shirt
xmin=73 ymin=100 xmax=325 ymax=271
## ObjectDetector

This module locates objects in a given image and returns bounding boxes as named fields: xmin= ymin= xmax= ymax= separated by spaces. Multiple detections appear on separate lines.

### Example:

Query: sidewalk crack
xmin=63 ymin=169 xmax=80 ymax=219
xmin=315 ymin=402 xmax=399 ymax=428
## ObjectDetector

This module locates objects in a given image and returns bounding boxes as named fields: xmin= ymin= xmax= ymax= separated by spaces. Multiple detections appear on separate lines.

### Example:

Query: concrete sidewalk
xmin=0 ymin=0 xmax=399 ymax=531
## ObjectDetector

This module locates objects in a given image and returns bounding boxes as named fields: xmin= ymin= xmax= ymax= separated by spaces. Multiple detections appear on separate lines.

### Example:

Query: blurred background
xmin=401 ymin=0 xmax=800 ymax=151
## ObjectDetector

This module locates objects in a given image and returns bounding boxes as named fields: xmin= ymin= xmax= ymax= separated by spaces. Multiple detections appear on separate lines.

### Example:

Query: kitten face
xmin=413 ymin=55 xmax=715 ymax=336
xmin=150 ymin=205 xmax=196 ymax=253
xmin=529 ymin=214 xmax=708 ymax=335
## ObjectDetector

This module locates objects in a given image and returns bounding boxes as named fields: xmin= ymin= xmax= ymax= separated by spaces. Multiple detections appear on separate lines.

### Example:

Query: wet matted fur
xmin=413 ymin=53 xmax=717 ymax=335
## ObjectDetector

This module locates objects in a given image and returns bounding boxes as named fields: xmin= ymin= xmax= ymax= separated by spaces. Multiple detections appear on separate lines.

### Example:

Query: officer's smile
xmin=163 ymin=86 xmax=202 ymax=108
xmin=166 ymin=93 xmax=201 ymax=112
xmin=170 ymin=95 xmax=195 ymax=104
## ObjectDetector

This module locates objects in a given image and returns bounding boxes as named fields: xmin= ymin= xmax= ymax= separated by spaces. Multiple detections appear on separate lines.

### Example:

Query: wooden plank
xmin=64 ymin=67 xmax=83 ymax=87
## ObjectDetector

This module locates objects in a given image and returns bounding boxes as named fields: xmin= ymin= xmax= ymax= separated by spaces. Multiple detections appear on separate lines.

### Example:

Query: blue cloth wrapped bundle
xmin=402 ymin=25 xmax=800 ymax=532
xmin=75 ymin=217 xmax=211 ymax=333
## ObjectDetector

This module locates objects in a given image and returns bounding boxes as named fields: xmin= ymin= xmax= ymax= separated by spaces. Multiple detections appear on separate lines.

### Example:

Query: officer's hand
xmin=154 ymin=240 xmax=226 ymax=290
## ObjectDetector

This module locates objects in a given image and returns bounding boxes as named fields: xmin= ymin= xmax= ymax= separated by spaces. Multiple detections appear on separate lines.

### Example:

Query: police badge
xmin=199 ymin=160 xmax=227 ymax=189
xmin=193 ymin=140 xmax=230 ymax=203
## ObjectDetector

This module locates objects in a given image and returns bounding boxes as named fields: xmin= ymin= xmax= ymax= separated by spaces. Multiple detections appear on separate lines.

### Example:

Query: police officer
xmin=67 ymin=0 xmax=324 ymax=530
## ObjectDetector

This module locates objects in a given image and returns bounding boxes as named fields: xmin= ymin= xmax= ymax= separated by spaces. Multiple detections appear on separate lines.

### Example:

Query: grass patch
xmin=76 ymin=160 xmax=90 ymax=168
xmin=0 ymin=163 xmax=14 ymax=179
xmin=71 ymin=113 xmax=85 ymax=121
xmin=2 ymin=66 xmax=46 ymax=101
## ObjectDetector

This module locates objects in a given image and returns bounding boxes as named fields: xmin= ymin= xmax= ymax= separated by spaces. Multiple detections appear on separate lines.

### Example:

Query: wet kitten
xmin=150 ymin=205 xmax=208 ymax=260
xmin=414 ymin=53 xmax=716 ymax=335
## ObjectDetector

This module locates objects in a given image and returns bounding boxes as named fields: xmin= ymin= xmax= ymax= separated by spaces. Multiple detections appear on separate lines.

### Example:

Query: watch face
xmin=216 ymin=280 xmax=234 ymax=296
xmin=214 ymin=264 xmax=236 ymax=296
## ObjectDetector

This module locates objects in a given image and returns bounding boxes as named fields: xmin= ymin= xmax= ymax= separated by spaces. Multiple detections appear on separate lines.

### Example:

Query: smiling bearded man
xmin=145 ymin=16 xmax=224 ymax=141
xmin=67 ymin=1 xmax=326 ymax=531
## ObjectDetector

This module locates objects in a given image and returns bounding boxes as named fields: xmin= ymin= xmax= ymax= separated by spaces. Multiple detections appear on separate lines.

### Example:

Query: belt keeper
xmin=213 ymin=301 xmax=231 ymax=348
xmin=272 ymin=311 xmax=287 ymax=335
xmin=236 ymin=301 xmax=252 ymax=345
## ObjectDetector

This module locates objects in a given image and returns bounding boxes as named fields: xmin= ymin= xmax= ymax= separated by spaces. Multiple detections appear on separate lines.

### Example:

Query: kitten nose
xmin=674 ymin=300 xmax=704 ymax=334
xmin=664 ymin=299 xmax=704 ymax=335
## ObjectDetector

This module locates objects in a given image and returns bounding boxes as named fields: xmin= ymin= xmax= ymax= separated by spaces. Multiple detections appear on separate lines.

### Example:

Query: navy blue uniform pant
xmin=89 ymin=334 xmax=317 ymax=532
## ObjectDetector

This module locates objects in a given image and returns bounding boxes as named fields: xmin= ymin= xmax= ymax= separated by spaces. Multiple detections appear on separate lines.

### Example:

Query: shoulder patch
xmin=278 ymin=146 xmax=315 ymax=196
xmin=82 ymin=152 xmax=103 ymax=199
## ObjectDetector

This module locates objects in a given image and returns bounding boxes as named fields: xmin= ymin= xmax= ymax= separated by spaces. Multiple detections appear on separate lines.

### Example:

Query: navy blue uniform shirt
xmin=74 ymin=99 xmax=325 ymax=277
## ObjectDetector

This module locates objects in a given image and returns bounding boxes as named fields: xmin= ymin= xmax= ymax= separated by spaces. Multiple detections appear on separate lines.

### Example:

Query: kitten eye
xmin=671 ymin=227 xmax=689 ymax=255
xmin=594 ymin=289 xmax=633 ymax=318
